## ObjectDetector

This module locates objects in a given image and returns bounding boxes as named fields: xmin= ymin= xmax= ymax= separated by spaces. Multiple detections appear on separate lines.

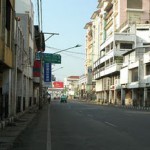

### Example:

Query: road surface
xmin=11 ymin=100 xmax=150 ymax=150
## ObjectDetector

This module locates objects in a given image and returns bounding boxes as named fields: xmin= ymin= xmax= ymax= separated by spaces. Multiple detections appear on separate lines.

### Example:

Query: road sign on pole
xmin=36 ymin=52 xmax=61 ymax=64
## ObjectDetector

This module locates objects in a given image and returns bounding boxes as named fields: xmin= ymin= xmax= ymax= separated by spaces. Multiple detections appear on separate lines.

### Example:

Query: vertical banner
xmin=33 ymin=60 xmax=41 ymax=77
xmin=44 ymin=63 xmax=51 ymax=82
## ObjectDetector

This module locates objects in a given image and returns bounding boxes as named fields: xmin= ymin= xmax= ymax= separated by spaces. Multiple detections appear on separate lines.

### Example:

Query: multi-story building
xmin=84 ymin=22 xmax=93 ymax=93
xmin=78 ymin=74 xmax=86 ymax=99
xmin=84 ymin=21 xmax=97 ymax=100
xmin=85 ymin=0 xmax=150 ymax=106
xmin=15 ymin=0 xmax=35 ymax=112
xmin=0 ymin=0 xmax=16 ymax=120
xmin=120 ymin=24 xmax=150 ymax=106
xmin=64 ymin=76 xmax=79 ymax=99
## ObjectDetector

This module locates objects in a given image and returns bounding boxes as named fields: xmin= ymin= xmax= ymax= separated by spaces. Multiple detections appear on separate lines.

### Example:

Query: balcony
xmin=94 ymin=50 xmax=123 ymax=69
xmin=94 ymin=63 xmax=122 ymax=79
xmin=0 ymin=39 xmax=12 ymax=68
xmin=114 ymin=32 xmax=136 ymax=42
xmin=101 ymin=63 xmax=122 ymax=77
xmin=100 ymin=32 xmax=136 ymax=51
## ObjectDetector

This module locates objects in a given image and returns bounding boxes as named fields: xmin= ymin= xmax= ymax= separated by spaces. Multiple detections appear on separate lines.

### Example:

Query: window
xmin=120 ymin=43 xmax=132 ymax=49
xmin=0 ymin=0 xmax=1 ymax=14
xmin=131 ymin=67 xmax=138 ymax=82
xmin=146 ymin=63 xmax=150 ymax=75
xmin=127 ymin=0 xmax=142 ymax=9
xmin=6 ymin=0 xmax=11 ymax=30
xmin=6 ymin=0 xmax=11 ymax=47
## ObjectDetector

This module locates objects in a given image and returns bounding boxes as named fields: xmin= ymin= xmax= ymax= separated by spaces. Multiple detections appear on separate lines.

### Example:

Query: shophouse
xmin=0 ymin=0 xmax=16 ymax=120
xmin=120 ymin=24 xmax=150 ymax=106
xmin=86 ymin=0 xmax=150 ymax=105
xmin=84 ymin=22 xmax=93 ymax=93
xmin=84 ymin=20 xmax=97 ymax=100
xmin=15 ymin=0 xmax=35 ymax=111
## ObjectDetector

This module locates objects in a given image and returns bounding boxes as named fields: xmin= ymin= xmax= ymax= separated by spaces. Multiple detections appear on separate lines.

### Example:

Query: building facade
xmin=15 ymin=0 xmax=35 ymax=112
xmin=0 ymin=0 xmax=37 ymax=124
xmin=64 ymin=76 xmax=79 ymax=99
xmin=85 ymin=0 xmax=150 ymax=106
xmin=0 ymin=0 xmax=16 ymax=120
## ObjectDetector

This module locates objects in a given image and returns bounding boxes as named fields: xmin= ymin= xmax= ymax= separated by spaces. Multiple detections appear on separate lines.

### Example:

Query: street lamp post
xmin=39 ymin=32 xmax=59 ymax=109
xmin=39 ymin=44 xmax=81 ymax=109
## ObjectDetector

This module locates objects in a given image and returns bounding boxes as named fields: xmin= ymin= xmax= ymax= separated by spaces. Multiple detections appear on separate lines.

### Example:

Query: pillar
xmin=121 ymin=88 xmax=125 ymax=105
xmin=144 ymin=88 xmax=147 ymax=107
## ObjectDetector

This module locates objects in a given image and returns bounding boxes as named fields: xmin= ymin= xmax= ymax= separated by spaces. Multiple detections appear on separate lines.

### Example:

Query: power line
xmin=46 ymin=45 xmax=99 ymax=56
xmin=61 ymin=52 xmax=85 ymax=60
xmin=40 ymin=0 xmax=43 ymax=30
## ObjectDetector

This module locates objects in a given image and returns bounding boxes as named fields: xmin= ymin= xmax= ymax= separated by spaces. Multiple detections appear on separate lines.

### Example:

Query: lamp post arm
xmin=53 ymin=44 xmax=81 ymax=54
xmin=45 ymin=33 xmax=59 ymax=42
xmin=52 ymin=67 xmax=63 ymax=72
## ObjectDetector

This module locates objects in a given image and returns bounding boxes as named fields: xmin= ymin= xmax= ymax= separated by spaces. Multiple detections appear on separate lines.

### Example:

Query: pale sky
xmin=33 ymin=0 xmax=98 ymax=81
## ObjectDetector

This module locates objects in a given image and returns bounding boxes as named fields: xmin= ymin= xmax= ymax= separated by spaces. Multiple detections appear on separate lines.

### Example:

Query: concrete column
xmin=8 ymin=70 xmax=12 ymax=117
xmin=3 ymin=70 xmax=13 ymax=117
xmin=21 ymin=73 xmax=23 ymax=111
xmin=144 ymin=88 xmax=147 ymax=107
xmin=26 ymin=77 xmax=29 ymax=108
xmin=132 ymin=89 xmax=136 ymax=106
xmin=114 ymin=90 xmax=117 ymax=104
xmin=109 ymin=90 xmax=112 ymax=104
xmin=121 ymin=88 xmax=125 ymax=105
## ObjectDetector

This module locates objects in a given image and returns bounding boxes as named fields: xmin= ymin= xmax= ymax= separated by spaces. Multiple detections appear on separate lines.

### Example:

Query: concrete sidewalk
xmin=0 ymin=107 xmax=38 ymax=150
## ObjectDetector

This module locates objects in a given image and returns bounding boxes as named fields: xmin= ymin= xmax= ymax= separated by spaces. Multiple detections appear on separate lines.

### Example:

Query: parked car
xmin=60 ymin=95 xmax=67 ymax=103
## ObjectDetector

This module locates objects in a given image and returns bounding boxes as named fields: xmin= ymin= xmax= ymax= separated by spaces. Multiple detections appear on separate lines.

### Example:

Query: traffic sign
xmin=43 ymin=53 xmax=61 ymax=64
xmin=35 ymin=52 xmax=61 ymax=64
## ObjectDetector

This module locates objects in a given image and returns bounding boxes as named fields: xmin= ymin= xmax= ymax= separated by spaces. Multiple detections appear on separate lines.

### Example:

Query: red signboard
xmin=52 ymin=81 xmax=64 ymax=88
xmin=33 ymin=60 xmax=41 ymax=77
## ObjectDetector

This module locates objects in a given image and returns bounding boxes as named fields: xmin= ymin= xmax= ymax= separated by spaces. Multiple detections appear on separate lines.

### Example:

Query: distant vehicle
xmin=60 ymin=95 xmax=67 ymax=103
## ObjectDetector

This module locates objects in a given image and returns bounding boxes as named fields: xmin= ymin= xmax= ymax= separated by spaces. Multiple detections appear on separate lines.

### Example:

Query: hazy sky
xmin=33 ymin=0 xmax=98 ymax=81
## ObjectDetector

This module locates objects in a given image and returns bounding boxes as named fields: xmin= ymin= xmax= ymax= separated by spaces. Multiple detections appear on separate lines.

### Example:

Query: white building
xmin=15 ymin=0 xmax=35 ymax=112
xmin=85 ymin=0 xmax=150 ymax=106
xmin=64 ymin=76 xmax=79 ymax=99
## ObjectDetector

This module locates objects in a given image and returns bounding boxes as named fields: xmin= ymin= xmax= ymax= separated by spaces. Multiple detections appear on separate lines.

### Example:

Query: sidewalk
xmin=80 ymin=99 xmax=150 ymax=111
xmin=0 ymin=106 xmax=38 ymax=150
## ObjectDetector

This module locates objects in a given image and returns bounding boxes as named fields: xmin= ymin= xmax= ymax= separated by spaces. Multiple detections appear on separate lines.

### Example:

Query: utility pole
xmin=38 ymin=32 xmax=59 ymax=109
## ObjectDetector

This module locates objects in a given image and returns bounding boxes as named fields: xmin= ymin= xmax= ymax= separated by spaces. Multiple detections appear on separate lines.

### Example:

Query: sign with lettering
xmin=44 ymin=63 xmax=51 ymax=82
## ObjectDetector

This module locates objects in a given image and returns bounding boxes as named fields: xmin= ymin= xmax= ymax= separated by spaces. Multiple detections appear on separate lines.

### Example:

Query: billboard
xmin=52 ymin=81 xmax=64 ymax=88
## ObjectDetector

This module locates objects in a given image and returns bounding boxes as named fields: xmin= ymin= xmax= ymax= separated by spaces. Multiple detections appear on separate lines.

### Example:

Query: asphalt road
xmin=11 ymin=100 xmax=150 ymax=150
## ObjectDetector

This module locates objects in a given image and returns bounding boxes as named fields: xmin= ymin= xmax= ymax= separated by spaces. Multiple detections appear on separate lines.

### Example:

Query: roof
xmin=84 ymin=22 xmax=92 ymax=29
xmin=68 ymin=76 xmax=80 ymax=79
xmin=91 ymin=9 xmax=101 ymax=19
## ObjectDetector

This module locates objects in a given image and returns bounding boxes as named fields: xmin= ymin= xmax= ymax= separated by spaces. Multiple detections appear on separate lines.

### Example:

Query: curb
xmin=84 ymin=100 xmax=150 ymax=111
xmin=0 ymin=105 xmax=38 ymax=130
xmin=0 ymin=105 xmax=39 ymax=150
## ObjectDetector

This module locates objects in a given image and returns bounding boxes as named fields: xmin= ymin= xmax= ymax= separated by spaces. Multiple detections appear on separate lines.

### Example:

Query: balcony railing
xmin=94 ymin=63 xmax=122 ymax=79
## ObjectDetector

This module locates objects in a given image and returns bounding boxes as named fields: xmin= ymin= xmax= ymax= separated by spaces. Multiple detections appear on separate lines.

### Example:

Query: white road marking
xmin=105 ymin=121 xmax=117 ymax=128
xmin=47 ymin=104 xmax=52 ymax=150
